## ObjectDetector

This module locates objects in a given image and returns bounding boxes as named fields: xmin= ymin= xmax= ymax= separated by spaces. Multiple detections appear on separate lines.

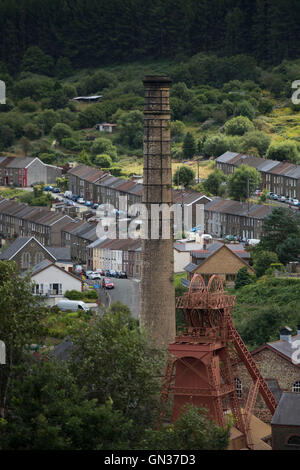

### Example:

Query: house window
xmin=35 ymin=252 xmax=44 ymax=264
xmin=234 ymin=377 xmax=242 ymax=398
xmin=292 ymin=381 xmax=300 ymax=393
xmin=22 ymin=252 xmax=31 ymax=269
xmin=287 ymin=435 xmax=300 ymax=447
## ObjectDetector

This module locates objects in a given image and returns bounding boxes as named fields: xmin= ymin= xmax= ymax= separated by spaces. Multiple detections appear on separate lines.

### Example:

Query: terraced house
xmin=0 ymin=198 xmax=73 ymax=246
xmin=216 ymin=151 xmax=300 ymax=199
xmin=87 ymin=237 xmax=142 ymax=277
xmin=61 ymin=219 xmax=98 ymax=265
xmin=204 ymin=198 xmax=274 ymax=239
xmin=0 ymin=156 xmax=62 ymax=187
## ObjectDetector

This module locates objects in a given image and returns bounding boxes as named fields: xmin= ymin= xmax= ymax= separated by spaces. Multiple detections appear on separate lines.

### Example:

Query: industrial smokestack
xmin=140 ymin=76 xmax=176 ymax=349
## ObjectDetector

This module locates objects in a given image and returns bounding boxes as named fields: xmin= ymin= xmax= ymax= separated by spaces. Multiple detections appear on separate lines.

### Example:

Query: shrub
xmin=224 ymin=115 xmax=255 ymax=136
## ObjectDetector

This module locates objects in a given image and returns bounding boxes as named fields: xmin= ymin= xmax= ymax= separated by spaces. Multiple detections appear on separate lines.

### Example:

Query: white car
xmin=88 ymin=272 xmax=101 ymax=280
xmin=77 ymin=197 xmax=85 ymax=204
xmin=291 ymin=199 xmax=299 ymax=206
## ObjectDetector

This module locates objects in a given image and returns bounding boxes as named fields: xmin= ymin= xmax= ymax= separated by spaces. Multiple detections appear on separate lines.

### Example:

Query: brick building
xmin=86 ymin=237 xmax=142 ymax=277
xmin=232 ymin=326 xmax=300 ymax=423
xmin=184 ymin=241 xmax=254 ymax=284
xmin=216 ymin=151 xmax=300 ymax=200
xmin=0 ymin=156 xmax=62 ymax=187
xmin=204 ymin=198 xmax=274 ymax=240
xmin=0 ymin=236 xmax=72 ymax=272
xmin=271 ymin=392 xmax=300 ymax=450
xmin=0 ymin=198 xmax=73 ymax=246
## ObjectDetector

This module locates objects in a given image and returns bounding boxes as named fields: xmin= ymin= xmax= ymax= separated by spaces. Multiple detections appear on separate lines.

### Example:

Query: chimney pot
xmin=280 ymin=326 xmax=293 ymax=342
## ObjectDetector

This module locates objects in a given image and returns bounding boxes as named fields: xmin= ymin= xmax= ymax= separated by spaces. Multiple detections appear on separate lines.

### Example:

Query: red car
xmin=102 ymin=278 xmax=114 ymax=289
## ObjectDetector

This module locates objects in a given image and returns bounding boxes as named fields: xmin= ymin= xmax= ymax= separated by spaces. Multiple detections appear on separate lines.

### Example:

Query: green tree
xmin=224 ymin=115 xmax=255 ymax=136
xmin=234 ymin=101 xmax=255 ymax=120
xmin=116 ymin=110 xmax=143 ymax=149
xmin=252 ymin=250 xmax=279 ymax=278
xmin=173 ymin=166 xmax=195 ymax=187
xmin=0 ymin=261 xmax=45 ymax=417
xmin=20 ymin=136 xmax=31 ymax=156
xmin=0 ymin=124 xmax=15 ymax=150
xmin=266 ymin=140 xmax=299 ymax=163
xmin=70 ymin=303 xmax=164 ymax=440
xmin=240 ymin=131 xmax=271 ymax=156
xmin=91 ymin=137 xmax=118 ymax=160
xmin=260 ymin=207 xmax=300 ymax=253
xmin=182 ymin=132 xmax=196 ymax=159
xmin=0 ymin=359 xmax=133 ymax=450
xmin=56 ymin=177 xmax=68 ymax=192
xmin=235 ymin=267 xmax=253 ymax=289
xmin=55 ymin=57 xmax=73 ymax=79
xmin=21 ymin=46 xmax=54 ymax=76
xmin=51 ymin=123 xmax=73 ymax=142
xmin=276 ymin=236 xmax=300 ymax=265
xmin=94 ymin=154 xmax=112 ymax=168
xmin=140 ymin=404 xmax=230 ymax=450
xmin=78 ymin=150 xmax=93 ymax=166
xmin=36 ymin=109 xmax=59 ymax=135
xmin=171 ymin=120 xmax=186 ymax=142
xmin=203 ymin=169 xmax=226 ymax=196
xmin=228 ymin=164 xmax=261 ymax=201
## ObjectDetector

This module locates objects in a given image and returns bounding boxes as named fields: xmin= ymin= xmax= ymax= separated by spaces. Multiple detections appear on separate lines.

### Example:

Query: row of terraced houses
xmin=216 ymin=151 xmax=300 ymax=199
xmin=67 ymin=164 xmax=274 ymax=240
xmin=0 ymin=162 xmax=277 ymax=277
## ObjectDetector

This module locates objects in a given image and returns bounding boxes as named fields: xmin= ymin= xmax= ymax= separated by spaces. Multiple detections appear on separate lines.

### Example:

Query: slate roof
xmin=271 ymin=392 xmax=300 ymax=426
xmin=47 ymin=246 xmax=71 ymax=262
xmin=267 ymin=333 xmax=300 ymax=362
xmin=0 ymin=237 xmax=33 ymax=260
xmin=205 ymin=198 xmax=274 ymax=219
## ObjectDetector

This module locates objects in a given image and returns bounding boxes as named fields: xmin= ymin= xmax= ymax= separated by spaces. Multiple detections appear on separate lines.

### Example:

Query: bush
xmin=65 ymin=290 xmax=84 ymax=300
xmin=224 ymin=115 xmax=255 ymax=136
xmin=94 ymin=154 xmax=112 ymax=168
xmin=18 ymin=98 xmax=38 ymax=112
xmin=266 ymin=140 xmax=299 ymax=163
xmin=51 ymin=123 xmax=73 ymax=142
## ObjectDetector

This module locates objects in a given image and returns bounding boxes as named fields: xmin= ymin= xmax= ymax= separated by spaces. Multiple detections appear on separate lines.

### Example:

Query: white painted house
xmin=29 ymin=259 xmax=82 ymax=297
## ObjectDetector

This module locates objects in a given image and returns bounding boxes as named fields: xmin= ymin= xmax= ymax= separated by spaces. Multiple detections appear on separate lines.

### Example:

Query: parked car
xmin=95 ymin=269 xmax=105 ymax=276
xmin=45 ymin=185 xmax=53 ymax=191
xmin=291 ymin=198 xmax=299 ymax=206
xmin=72 ymin=194 xmax=79 ymax=202
xmin=64 ymin=191 xmax=72 ymax=198
xmin=279 ymin=195 xmax=286 ymax=202
xmin=253 ymin=189 xmax=262 ymax=196
xmin=271 ymin=193 xmax=278 ymax=200
xmin=102 ymin=278 xmax=114 ymax=289
xmin=85 ymin=200 xmax=93 ymax=207
xmin=52 ymin=187 xmax=60 ymax=193
xmin=116 ymin=271 xmax=127 ymax=279
xmin=93 ymin=203 xmax=99 ymax=209
xmin=88 ymin=272 xmax=101 ymax=280
xmin=109 ymin=270 xmax=117 ymax=277
xmin=77 ymin=197 xmax=85 ymax=204
xmin=56 ymin=300 xmax=90 ymax=312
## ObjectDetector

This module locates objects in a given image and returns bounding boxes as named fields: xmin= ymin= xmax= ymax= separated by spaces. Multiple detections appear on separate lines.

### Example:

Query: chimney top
xmin=143 ymin=75 xmax=172 ymax=86
xmin=280 ymin=326 xmax=293 ymax=342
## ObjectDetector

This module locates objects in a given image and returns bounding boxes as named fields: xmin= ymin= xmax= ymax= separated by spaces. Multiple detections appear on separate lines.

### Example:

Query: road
xmin=87 ymin=278 xmax=140 ymax=319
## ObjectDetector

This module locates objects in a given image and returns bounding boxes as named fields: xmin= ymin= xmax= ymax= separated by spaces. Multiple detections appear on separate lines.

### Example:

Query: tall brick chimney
xmin=140 ymin=76 xmax=176 ymax=349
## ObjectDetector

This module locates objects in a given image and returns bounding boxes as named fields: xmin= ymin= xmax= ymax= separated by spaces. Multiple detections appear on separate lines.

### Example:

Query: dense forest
xmin=0 ymin=0 xmax=300 ymax=72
